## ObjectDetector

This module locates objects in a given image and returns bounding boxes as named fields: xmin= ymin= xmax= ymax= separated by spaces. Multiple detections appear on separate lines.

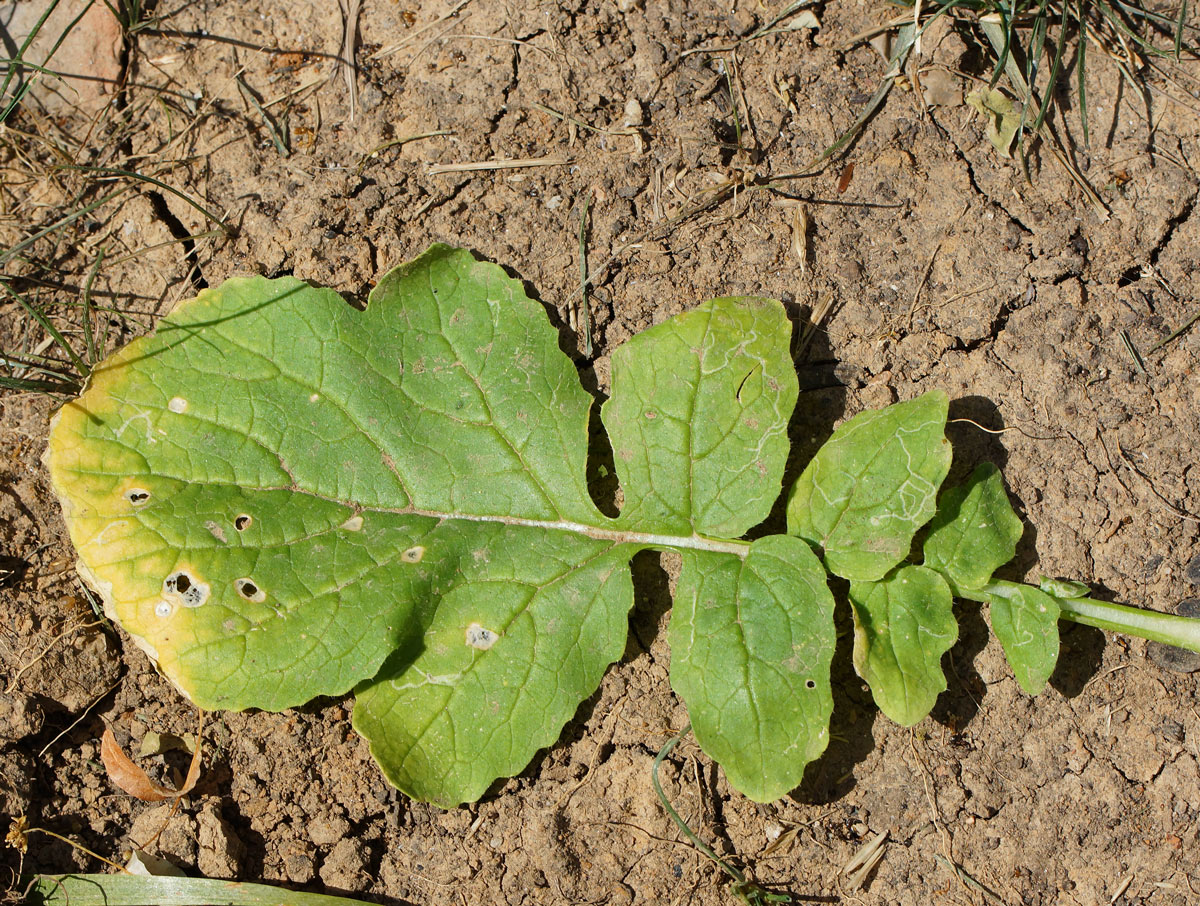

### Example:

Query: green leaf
xmin=601 ymin=297 xmax=797 ymax=537
xmin=351 ymin=530 xmax=637 ymax=806
xmin=668 ymin=535 xmax=835 ymax=802
xmin=787 ymin=391 xmax=952 ymax=581
xmin=849 ymin=564 xmax=957 ymax=726
xmin=986 ymin=583 xmax=1061 ymax=695
xmin=25 ymin=873 xmax=383 ymax=906
xmin=1038 ymin=576 xmax=1089 ymax=598
xmin=46 ymin=245 xmax=802 ymax=806
xmin=924 ymin=463 xmax=1023 ymax=590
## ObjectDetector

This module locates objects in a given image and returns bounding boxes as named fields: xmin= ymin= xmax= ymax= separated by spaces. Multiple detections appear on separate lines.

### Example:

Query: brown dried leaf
xmin=100 ymin=717 xmax=203 ymax=802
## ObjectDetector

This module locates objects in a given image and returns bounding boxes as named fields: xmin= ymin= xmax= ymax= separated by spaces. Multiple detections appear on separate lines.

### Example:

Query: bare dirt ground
xmin=2 ymin=0 xmax=1200 ymax=904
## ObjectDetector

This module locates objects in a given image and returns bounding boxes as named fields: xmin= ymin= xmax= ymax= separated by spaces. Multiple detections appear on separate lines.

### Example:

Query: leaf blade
xmin=602 ymin=297 xmax=797 ymax=537
xmin=352 ymin=531 xmax=635 ymax=807
xmin=849 ymin=564 xmax=957 ymax=726
xmin=924 ymin=462 xmax=1023 ymax=590
xmin=669 ymin=535 xmax=835 ymax=802
xmin=46 ymin=248 xmax=606 ymax=713
xmin=986 ymin=583 xmax=1060 ymax=695
xmin=787 ymin=391 xmax=952 ymax=581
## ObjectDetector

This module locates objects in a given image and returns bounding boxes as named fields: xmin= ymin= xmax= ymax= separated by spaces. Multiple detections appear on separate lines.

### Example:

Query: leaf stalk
xmin=966 ymin=579 xmax=1200 ymax=654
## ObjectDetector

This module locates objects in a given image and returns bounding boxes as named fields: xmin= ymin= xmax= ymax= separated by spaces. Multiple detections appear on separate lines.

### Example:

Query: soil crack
xmin=147 ymin=191 xmax=206 ymax=291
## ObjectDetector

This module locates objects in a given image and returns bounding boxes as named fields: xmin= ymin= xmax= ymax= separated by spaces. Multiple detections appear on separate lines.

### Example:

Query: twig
xmin=556 ymin=700 xmax=620 ymax=808
xmin=5 ymin=618 xmax=103 ymax=695
xmin=355 ymin=131 xmax=452 ymax=174
xmin=37 ymin=678 xmax=122 ymax=759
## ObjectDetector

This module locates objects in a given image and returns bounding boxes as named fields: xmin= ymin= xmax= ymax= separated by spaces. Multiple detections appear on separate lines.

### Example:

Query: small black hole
xmin=128 ymin=491 xmax=149 ymax=503
xmin=174 ymin=574 xmax=191 ymax=593
xmin=239 ymin=580 xmax=259 ymax=598
xmin=805 ymin=680 xmax=816 ymax=689
xmin=235 ymin=515 xmax=251 ymax=531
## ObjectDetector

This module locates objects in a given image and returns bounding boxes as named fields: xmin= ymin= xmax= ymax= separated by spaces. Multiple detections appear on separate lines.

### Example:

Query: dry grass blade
xmin=336 ymin=0 xmax=361 ymax=120
xmin=842 ymin=830 xmax=888 ymax=889
xmin=100 ymin=716 xmax=203 ymax=802
xmin=371 ymin=0 xmax=475 ymax=60
xmin=427 ymin=156 xmax=572 ymax=175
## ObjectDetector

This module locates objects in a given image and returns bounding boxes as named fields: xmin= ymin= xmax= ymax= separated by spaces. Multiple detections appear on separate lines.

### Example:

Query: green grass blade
xmin=0 ymin=375 xmax=81 ymax=394
xmin=81 ymin=244 xmax=106 ymax=365
xmin=0 ymin=280 xmax=90 ymax=377
xmin=1030 ymin=2 xmax=1071 ymax=135
xmin=1077 ymin=0 xmax=1089 ymax=144
xmin=986 ymin=9 xmax=1015 ymax=90
xmin=1028 ymin=10 xmax=1047 ymax=90
xmin=24 ymin=874 xmax=385 ymax=906
xmin=0 ymin=186 xmax=126 ymax=268
xmin=0 ymin=0 xmax=96 ymax=125
xmin=1095 ymin=0 xmax=1189 ymax=56
xmin=62 ymin=166 xmax=233 ymax=236
xmin=799 ymin=22 xmax=917 ymax=173
xmin=0 ymin=0 xmax=65 ymax=105
xmin=1176 ymin=0 xmax=1187 ymax=57
xmin=235 ymin=76 xmax=289 ymax=157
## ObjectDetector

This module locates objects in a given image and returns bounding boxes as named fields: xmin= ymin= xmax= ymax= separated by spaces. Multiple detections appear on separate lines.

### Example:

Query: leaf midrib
xmin=68 ymin=461 xmax=752 ymax=557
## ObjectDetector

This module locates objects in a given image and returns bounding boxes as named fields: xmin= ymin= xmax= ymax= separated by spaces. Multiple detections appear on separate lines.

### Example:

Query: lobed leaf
xmin=787 ymin=391 xmax=952 ymax=582
xmin=668 ymin=535 xmax=835 ymax=802
xmin=923 ymin=462 xmax=1023 ymax=591
xmin=849 ymin=564 xmax=957 ymax=725
xmin=47 ymin=245 xmax=808 ymax=805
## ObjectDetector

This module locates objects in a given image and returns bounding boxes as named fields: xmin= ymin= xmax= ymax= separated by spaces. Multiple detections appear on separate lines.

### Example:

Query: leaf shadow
xmin=750 ymin=299 xmax=849 ymax=540
xmin=943 ymin=397 xmax=1106 ymax=699
xmin=945 ymin=395 xmax=1010 ymax=481
xmin=922 ymin=395 xmax=1014 ymax=730
xmin=930 ymin=601 xmax=990 ymax=729
xmin=792 ymin=590 xmax=877 ymax=804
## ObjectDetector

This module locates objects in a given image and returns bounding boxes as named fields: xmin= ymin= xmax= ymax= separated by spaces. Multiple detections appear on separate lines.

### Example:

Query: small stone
xmin=0 ymin=750 xmax=35 ymax=820
xmin=319 ymin=838 xmax=368 ymax=889
xmin=1186 ymin=552 xmax=1200 ymax=584
xmin=280 ymin=840 xmax=315 ymax=883
xmin=0 ymin=691 xmax=42 ymax=742
xmin=128 ymin=805 xmax=197 ymax=866
xmin=622 ymin=97 xmax=644 ymax=128
xmin=610 ymin=881 xmax=635 ymax=905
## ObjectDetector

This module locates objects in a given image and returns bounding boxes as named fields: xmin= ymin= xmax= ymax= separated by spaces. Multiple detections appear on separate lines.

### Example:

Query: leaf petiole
xmin=961 ymin=579 xmax=1200 ymax=655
